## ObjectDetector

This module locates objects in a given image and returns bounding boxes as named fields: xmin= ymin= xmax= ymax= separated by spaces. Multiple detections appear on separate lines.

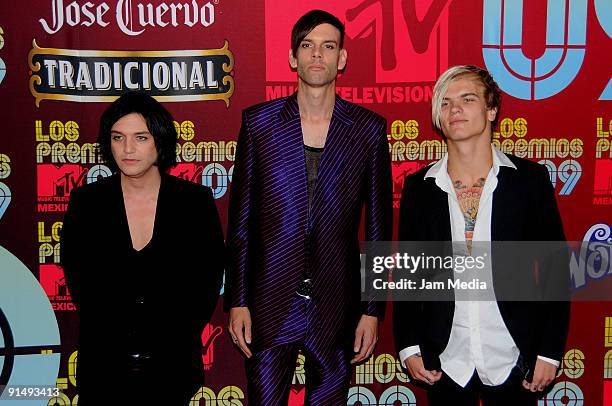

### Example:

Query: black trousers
xmin=76 ymin=362 xmax=197 ymax=405
xmin=427 ymin=367 xmax=540 ymax=406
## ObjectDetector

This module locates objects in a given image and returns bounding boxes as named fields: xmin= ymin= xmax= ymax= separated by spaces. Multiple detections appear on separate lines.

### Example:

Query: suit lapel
xmin=424 ymin=177 xmax=452 ymax=241
xmin=491 ymin=166 xmax=518 ymax=241
xmin=309 ymin=96 xmax=354 ymax=229
xmin=276 ymin=94 xmax=309 ymax=226
xmin=109 ymin=174 xmax=134 ymax=252
xmin=151 ymin=173 xmax=169 ymax=242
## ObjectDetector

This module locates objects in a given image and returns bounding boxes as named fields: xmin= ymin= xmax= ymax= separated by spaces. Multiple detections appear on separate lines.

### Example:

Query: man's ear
xmin=289 ymin=49 xmax=297 ymax=70
xmin=487 ymin=106 xmax=498 ymax=122
xmin=338 ymin=48 xmax=347 ymax=71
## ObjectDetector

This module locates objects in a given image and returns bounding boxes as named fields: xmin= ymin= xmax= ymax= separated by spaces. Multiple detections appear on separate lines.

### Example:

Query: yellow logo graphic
xmin=606 ymin=317 xmax=612 ymax=347
xmin=605 ymin=349 xmax=612 ymax=379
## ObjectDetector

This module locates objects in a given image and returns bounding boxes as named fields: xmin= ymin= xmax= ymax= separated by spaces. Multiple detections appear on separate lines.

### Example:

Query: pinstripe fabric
xmin=246 ymin=344 xmax=301 ymax=405
xmin=247 ymin=295 xmax=352 ymax=405
xmin=226 ymin=93 xmax=393 ymax=384
xmin=246 ymin=296 xmax=308 ymax=406
xmin=247 ymin=342 xmax=353 ymax=406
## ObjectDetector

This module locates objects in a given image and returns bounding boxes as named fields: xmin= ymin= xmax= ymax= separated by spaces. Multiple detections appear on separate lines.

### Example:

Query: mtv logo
xmin=39 ymin=264 xmax=71 ymax=299
xmin=37 ymin=164 xmax=87 ymax=198
xmin=392 ymin=161 xmax=423 ymax=192
xmin=265 ymin=0 xmax=450 ymax=83
xmin=169 ymin=163 xmax=202 ymax=184
xmin=201 ymin=323 xmax=222 ymax=371
xmin=594 ymin=159 xmax=612 ymax=195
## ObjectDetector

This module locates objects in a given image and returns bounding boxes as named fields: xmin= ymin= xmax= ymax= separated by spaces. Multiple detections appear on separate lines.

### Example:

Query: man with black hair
xmin=226 ymin=9 xmax=392 ymax=405
xmin=61 ymin=91 xmax=224 ymax=404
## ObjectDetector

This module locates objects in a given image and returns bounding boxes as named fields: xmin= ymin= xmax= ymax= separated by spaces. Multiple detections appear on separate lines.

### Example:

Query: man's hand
xmin=228 ymin=306 xmax=253 ymax=358
xmin=522 ymin=358 xmax=557 ymax=392
xmin=351 ymin=315 xmax=378 ymax=364
xmin=404 ymin=354 xmax=442 ymax=385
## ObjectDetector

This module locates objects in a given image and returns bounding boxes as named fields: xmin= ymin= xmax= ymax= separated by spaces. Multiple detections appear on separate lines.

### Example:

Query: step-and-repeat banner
xmin=0 ymin=0 xmax=611 ymax=404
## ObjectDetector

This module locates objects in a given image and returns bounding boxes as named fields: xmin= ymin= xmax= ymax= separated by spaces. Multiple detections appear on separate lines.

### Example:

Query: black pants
xmin=427 ymin=367 xmax=540 ymax=406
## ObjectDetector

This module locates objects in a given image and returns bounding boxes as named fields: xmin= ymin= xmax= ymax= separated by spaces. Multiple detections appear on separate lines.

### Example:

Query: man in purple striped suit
xmin=225 ymin=9 xmax=393 ymax=405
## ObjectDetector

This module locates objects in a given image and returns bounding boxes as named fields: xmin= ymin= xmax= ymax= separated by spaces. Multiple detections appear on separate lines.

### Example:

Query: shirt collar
xmin=425 ymin=145 xmax=516 ymax=192
xmin=491 ymin=145 xmax=517 ymax=173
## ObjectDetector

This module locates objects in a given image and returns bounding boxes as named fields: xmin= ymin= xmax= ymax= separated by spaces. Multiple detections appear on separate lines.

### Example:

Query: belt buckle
xmin=296 ymin=278 xmax=312 ymax=299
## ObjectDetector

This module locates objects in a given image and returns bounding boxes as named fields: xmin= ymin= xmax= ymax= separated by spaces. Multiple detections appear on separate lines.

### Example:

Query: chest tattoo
xmin=453 ymin=178 xmax=486 ymax=244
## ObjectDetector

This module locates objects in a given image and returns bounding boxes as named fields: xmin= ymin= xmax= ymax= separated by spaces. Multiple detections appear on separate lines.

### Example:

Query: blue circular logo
xmin=0 ymin=245 xmax=61 ymax=404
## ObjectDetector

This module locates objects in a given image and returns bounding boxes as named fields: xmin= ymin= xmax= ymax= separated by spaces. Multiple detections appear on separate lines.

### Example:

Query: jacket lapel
xmin=424 ymin=177 xmax=452 ymax=241
xmin=109 ymin=174 xmax=134 ymax=252
xmin=150 ymin=173 xmax=168 ymax=242
xmin=491 ymin=166 xmax=519 ymax=241
xmin=276 ymin=94 xmax=309 ymax=227
xmin=309 ymin=96 xmax=354 ymax=229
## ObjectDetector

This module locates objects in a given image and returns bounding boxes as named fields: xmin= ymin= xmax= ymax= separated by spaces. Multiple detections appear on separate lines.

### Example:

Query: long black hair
xmin=97 ymin=91 xmax=177 ymax=173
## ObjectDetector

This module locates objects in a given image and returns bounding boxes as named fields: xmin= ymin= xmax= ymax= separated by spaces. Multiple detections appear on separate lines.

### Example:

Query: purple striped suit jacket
xmin=225 ymin=93 xmax=392 ymax=352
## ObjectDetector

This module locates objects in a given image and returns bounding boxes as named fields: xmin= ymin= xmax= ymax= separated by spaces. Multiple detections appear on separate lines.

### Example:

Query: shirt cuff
xmin=399 ymin=345 xmax=422 ymax=367
xmin=537 ymin=355 xmax=560 ymax=368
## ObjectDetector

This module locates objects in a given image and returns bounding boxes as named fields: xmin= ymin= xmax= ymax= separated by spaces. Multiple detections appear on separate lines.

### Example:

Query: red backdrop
xmin=0 ymin=0 xmax=610 ymax=404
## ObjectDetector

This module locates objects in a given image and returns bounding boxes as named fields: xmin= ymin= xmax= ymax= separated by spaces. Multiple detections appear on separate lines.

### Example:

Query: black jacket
xmin=61 ymin=173 xmax=224 ymax=403
xmin=393 ymin=154 xmax=570 ymax=374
